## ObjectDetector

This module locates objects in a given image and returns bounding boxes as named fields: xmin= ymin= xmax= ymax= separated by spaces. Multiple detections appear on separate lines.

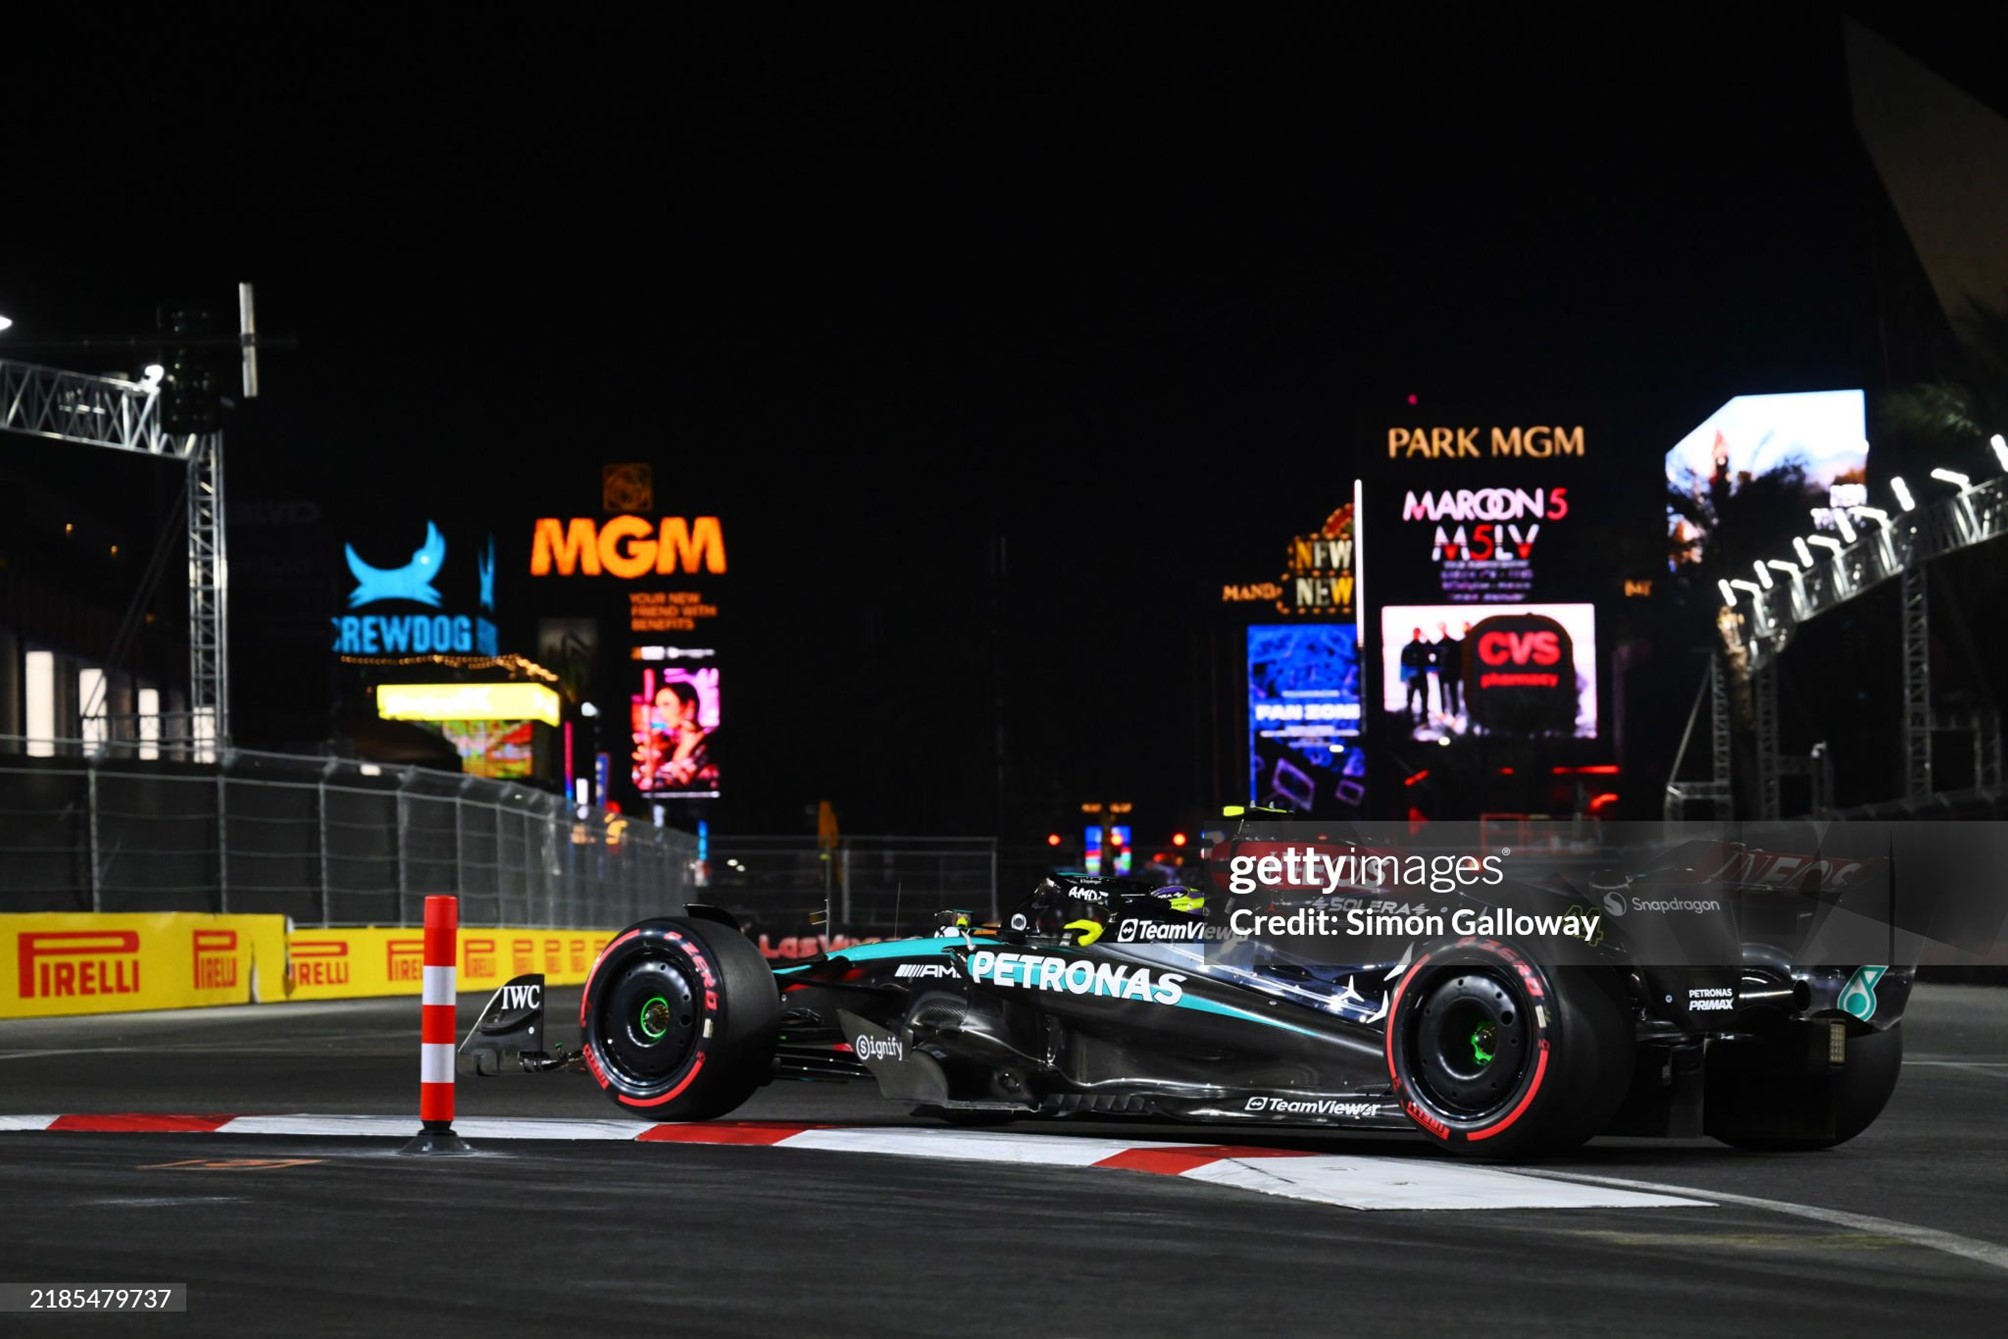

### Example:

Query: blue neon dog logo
xmin=478 ymin=537 xmax=496 ymax=613
xmin=346 ymin=522 xmax=447 ymax=608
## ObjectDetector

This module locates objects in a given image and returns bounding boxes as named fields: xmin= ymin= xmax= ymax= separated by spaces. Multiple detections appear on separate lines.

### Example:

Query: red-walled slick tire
xmin=581 ymin=917 xmax=779 ymax=1119
xmin=1386 ymin=938 xmax=1632 ymax=1159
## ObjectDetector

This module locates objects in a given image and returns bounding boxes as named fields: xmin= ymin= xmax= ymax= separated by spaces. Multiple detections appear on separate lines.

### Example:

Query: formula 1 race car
xmin=468 ymin=811 xmax=1911 ymax=1158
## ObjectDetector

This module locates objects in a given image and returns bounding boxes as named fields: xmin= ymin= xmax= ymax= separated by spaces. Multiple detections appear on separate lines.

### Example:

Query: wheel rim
xmin=596 ymin=954 xmax=700 ymax=1089
xmin=1405 ymin=968 xmax=1532 ymax=1119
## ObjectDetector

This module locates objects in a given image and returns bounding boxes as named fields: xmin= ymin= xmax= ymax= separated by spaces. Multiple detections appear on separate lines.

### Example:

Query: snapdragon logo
xmin=968 ymin=950 xmax=1185 ymax=1005
xmin=1245 ymin=1096 xmax=1381 ymax=1119
xmin=1631 ymin=896 xmax=1722 ymax=914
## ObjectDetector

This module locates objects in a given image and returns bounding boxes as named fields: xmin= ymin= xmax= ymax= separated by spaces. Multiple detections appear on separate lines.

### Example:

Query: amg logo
xmin=192 ymin=929 xmax=238 ymax=991
xmin=895 ymin=963 xmax=955 ymax=979
xmin=1245 ymin=1095 xmax=1381 ymax=1119
xmin=501 ymin=983 xmax=541 ymax=1011
xmin=17 ymin=930 xmax=142 ymax=999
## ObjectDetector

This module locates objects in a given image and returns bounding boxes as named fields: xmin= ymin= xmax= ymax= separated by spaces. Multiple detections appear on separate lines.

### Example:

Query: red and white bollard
xmin=401 ymin=894 xmax=474 ymax=1155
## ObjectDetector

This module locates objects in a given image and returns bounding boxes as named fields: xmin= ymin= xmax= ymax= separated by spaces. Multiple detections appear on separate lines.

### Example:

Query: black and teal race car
xmin=471 ymin=812 xmax=1911 ymax=1159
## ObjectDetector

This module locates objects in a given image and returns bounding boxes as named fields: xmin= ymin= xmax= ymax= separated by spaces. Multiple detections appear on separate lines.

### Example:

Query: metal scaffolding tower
xmin=1723 ymin=473 xmax=2006 ymax=814
xmin=1734 ymin=476 xmax=2005 ymax=675
xmin=0 ymin=359 xmax=229 ymax=743
xmin=1901 ymin=564 xmax=1931 ymax=800
xmin=1662 ymin=654 xmax=1735 ymax=820
xmin=1754 ymin=660 xmax=1781 ymax=820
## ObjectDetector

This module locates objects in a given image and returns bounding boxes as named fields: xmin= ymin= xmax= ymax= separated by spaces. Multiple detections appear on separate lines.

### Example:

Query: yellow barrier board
xmin=0 ymin=915 xmax=616 ymax=1017
xmin=283 ymin=927 xmax=615 ymax=1001
xmin=0 ymin=913 xmax=290 ymax=1020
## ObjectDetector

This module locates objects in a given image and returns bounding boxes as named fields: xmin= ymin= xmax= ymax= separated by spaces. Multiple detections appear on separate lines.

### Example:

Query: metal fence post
xmin=317 ymin=760 xmax=337 ymax=927
xmin=216 ymin=760 xmax=230 ymax=914
xmin=396 ymin=767 xmax=414 ymax=926
xmin=86 ymin=761 xmax=103 ymax=913
xmin=454 ymin=777 xmax=465 ymax=902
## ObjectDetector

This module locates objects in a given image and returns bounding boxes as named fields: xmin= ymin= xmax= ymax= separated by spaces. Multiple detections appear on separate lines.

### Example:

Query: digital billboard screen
xmin=1379 ymin=603 xmax=1597 ymax=743
xmin=1393 ymin=484 xmax=1574 ymax=603
xmin=1247 ymin=623 xmax=1365 ymax=814
xmin=1665 ymin=389 xmax=1867 ymax=567
xmin=430 ymin=719 xmax=535 ymax=780
xmin=630 ymin=657 xmax=721 ymax=798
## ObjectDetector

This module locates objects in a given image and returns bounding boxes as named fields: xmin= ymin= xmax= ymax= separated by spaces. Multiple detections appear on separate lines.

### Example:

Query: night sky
xmin=3 ymin=7 xmax=1999 ymax=838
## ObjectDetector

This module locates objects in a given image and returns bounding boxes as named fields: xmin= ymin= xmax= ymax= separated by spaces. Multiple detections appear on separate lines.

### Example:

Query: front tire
xmin=1387 ymin=939 xmax=1632 ymax=1159
xmin=581 ymin=917 xmax=779 ymax=1119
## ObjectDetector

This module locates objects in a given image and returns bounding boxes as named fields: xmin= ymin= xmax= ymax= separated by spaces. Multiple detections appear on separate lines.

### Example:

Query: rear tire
xmin=1708 ymin=1021 xmax=1903 ymax=1152
xmin=1387 ymin=939 xmax=1632 ymax=1159
xmin=581 ymin=917 xmax=779 ymax=1119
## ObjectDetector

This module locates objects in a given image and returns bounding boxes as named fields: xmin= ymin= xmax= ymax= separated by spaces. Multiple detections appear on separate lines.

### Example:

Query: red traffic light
xmin=1171 ymin=832 xmax=1188 ymax=847
xmin=1046 ymin=833 xmax=1062 ymax=847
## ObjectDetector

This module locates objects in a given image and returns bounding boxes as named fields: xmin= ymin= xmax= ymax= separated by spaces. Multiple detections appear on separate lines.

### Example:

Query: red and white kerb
xmin=419 ymin=895 xmax=458 ymax=1131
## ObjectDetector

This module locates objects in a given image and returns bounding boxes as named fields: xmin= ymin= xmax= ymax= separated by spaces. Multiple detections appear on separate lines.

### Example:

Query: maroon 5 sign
xmin=1400 ymin=486 xmax=1572 ymax=602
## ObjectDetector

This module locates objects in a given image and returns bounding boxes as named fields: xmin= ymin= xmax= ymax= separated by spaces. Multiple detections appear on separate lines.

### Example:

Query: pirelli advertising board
xmin=2 ymin=914 xmax=292 ymax=1020
xmin=2 ymin=915 xmax=614 ymax=1019
xmin=283 ymin=927 xmax=612 ymax=1001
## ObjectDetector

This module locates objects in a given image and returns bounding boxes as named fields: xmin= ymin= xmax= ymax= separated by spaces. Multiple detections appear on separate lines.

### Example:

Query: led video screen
xmin=1247 ymin=623 xmax=1365 ymax=814
xmin=1665 ymin=389 xmax=1867 ymax=567
xmin=630 ymin=659 xmax=721 ymax=798
xmin=431 ymin=719 xmax=535 ymax=779
xmin=1379 ymin=603 xmax=1597 ymax=742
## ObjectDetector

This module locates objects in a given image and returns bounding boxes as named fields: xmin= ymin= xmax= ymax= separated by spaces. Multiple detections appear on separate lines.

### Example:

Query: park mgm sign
xmin=1386 ymin=424 xmax=1586 ymax=460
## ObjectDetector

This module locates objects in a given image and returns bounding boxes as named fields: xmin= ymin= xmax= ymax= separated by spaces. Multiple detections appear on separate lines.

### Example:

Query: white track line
xmin=1903 ymin=1060 xmax=2008 ymax=1077
xmin=222 ymin=1114 xmax=660 ymax=1140
xmin=779 ymin=1127 xmax=1198 ymax=1167
xmin=1188 ymin=1155 xmax=1708 ymax=1211
xmin=0 ymin=1113 xmax=1702 ymax=1211
xmin=0 ymin=1114 xmax=62 ymax=1131
xmin=1527 ymin=1170 xmax=2008 ymax=1274
xmin=775 ymin=1129 xmax=1708 ymax=1208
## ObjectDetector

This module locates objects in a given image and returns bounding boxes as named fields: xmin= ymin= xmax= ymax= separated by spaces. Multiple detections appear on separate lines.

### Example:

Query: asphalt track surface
xmin=2 ymin=985 xmax=2005 ymax=1336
